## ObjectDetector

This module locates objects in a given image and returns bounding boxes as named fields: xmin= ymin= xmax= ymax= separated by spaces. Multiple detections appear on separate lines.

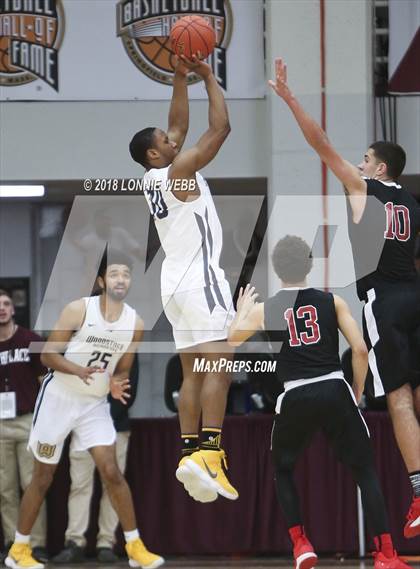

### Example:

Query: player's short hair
xmin=129 ymin=127 xmax=157 ymax=169
xmin=98 ymin=249 xmax=133 ymax=279
xmin=0 ymin=289 xmax=12 ymax=301
xmin=369 ymin=141 xmax=406 ymax=179
xmin=271 ymin=235 xmax=313 ymax=283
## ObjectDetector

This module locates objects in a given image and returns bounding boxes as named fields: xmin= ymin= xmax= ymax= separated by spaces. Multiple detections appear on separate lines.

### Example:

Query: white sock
xmin=15 ymin=531 xmax=30 ymax=544
xmin=124 ymin=529 xmax=140 ymax=543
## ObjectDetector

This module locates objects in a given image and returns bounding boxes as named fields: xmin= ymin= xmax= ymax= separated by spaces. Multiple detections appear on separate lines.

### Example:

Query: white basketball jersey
xmin=52 ymin=296 xmax=136 ymax=398
xmin=143 ymin=166 xmax=226 ymax=296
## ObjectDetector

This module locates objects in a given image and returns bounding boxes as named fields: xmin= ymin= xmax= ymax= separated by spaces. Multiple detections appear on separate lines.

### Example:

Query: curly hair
xmin=271 ymin=235 xmax=313 ymax=283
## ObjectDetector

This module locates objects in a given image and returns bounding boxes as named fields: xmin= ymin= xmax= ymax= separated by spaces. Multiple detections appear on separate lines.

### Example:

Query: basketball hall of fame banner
xmin=0 ymin=0 xmax=265 ymax=100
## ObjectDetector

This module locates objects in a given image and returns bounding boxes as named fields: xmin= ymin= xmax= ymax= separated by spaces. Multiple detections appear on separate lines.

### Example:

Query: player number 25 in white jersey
xmin=51 ymin=296 xmax=136 ymax=398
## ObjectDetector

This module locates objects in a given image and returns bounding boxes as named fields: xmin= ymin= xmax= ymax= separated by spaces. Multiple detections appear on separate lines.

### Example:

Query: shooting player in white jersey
xmin=5 ymin=251 xmax=164 ymax=569
xmin=129 ymin=56 xmax=237 ymax=503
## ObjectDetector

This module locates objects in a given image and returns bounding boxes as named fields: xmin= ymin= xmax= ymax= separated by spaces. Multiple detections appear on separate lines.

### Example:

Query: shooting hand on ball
xmin=173 ymin=55 xmax=189 ymax=77
xmin=179 ymin=54 xmax=212 ymax=79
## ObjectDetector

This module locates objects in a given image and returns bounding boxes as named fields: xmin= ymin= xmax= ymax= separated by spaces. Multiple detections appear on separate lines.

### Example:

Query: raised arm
xmin=228 ymin=285 xmax=264 ymax=347
xmin=169 ymin=56 xmax=230 ymax=183
xmin=167 ymin=57 xmax=189 ymax=150
xmin=41 ymin=299 xmax=104 ymax=384
xmin=334 ymin=295 xmax=368 ymax=404
xmin=269 ymin=58 xmax=367 ymax=214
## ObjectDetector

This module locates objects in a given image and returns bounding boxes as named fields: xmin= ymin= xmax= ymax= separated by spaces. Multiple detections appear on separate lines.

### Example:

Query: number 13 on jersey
xmin=284 ymin=305 xmax=321 ymax=347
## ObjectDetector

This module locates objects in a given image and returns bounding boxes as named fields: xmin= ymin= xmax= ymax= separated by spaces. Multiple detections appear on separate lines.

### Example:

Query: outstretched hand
xmin=237 ymin=284 xmax=259 ymax=316
xmin=268 ymin=58 xmax=292 ymax=101
xmin=110 ymin=376 xmax=131 ymax=405
xmin=179 ymin=54 xmax=212 ymax=79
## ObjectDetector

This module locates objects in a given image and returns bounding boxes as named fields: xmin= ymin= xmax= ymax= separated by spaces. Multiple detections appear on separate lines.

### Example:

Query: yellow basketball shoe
xmin=176 ymin=455 xmax=218 ymax=503
xmin=175 ymin=455 xmax=192 ymax=485
xmin=5 ymin=543 xmax=44 ymax=569
xmin=185 ymin=449 xmax=239 ymax=500
xmin=125 ymin=538 xmax=164 ymax=569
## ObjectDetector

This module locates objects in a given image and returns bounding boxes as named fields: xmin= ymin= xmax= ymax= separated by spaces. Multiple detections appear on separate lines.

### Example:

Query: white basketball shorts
xmin=28 ymin=373 xmax=116 ymax=464
xmin=162 ymin=280 xmax=235 ymax=350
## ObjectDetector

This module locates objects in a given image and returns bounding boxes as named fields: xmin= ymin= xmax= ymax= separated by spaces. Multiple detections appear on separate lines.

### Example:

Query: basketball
xmin=170 ymin=15 xmax=216 ymax=60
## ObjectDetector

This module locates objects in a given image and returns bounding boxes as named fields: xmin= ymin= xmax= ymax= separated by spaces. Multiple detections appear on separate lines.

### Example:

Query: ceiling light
xmin=0 ymin=185 xmax=45 ymax=198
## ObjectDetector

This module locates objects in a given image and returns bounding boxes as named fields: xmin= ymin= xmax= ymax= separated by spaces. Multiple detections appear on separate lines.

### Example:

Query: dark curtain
xmin=1 ymin=413 xmax=416 ymax=556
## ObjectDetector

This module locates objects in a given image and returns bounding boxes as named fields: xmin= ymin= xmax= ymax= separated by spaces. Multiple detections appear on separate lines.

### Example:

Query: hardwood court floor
xmin=45 ymin=557 xmax=420 ymax=569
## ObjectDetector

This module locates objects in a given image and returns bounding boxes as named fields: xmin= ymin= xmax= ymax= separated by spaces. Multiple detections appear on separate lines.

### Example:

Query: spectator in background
xmin=71 ymin=209 xmax=145 ymax=265
xmin=53 ymin=356 xmax=139 ymax=564
xmin=0 ymin=290 xmax=48 ymax=563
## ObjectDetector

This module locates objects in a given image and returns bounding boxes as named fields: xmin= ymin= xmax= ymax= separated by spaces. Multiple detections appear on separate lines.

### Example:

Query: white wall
xmin=0 ymin=203 xmax=32 ymax=277
xmin=0 ymin=100 xmax=268 ymax=180
xmin=264 ymin=0 xmax=372 ymax=358
xmin=396 ymin=98 xmax=420 ymax=173
xmin=265 ymin=0 xmax=373 ymax=191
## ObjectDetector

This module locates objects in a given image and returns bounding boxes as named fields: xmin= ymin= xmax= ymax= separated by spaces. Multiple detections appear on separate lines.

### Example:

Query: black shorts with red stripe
xmin=362 ymin=281 xmax=420 ymax=397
